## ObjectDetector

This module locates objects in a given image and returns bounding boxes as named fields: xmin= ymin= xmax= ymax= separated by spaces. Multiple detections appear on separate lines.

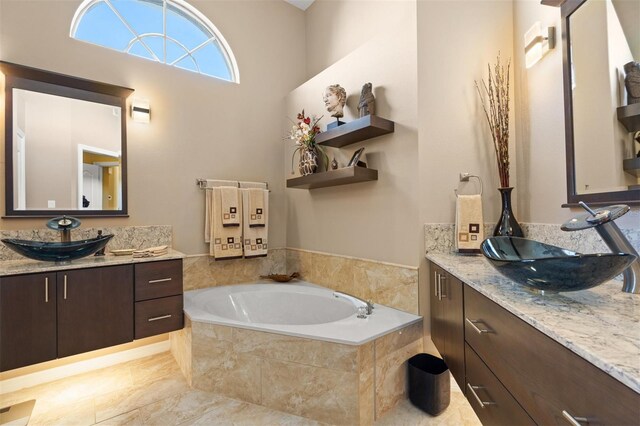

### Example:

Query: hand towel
xmin=211 ymin=187 xmax=243 ymax=259
xmin=455 ymin=194 xmax=484 ymax=253
xmin=132 ymin=245 xmax=169 ymax=258
xmin=220 ymin=186 xmax=241 ymax=227
xmin=247 ymin=188 xmax=267 ymax=227
xmin=204 ymin=180 xmax=238 ymax=243
xmin=241 ymin=189 xmax=268 ymax=258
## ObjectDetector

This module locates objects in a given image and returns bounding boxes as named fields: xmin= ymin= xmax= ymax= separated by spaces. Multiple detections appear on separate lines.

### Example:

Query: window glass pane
xmin=109 ymin=0 xmax=163 ymax=36
xmin=128 ymin=40 xmax=155 ymax=60
xmin=166 ymin=3 xmax=211 ymax=50
xmin=192 ymin=41 xmax=231 ymax=81
xmin=175 ymin=56 xmax=198 ymax=72
xmin=75 ymin=1 xmax=136 ymax=51
xmin=140 ymin=35 xmax=165 ymax=62
xmin=166 ymin=38 xmax=189 ymax=64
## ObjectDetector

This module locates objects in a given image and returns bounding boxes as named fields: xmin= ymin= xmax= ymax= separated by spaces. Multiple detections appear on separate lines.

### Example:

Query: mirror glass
xmin=12 ymin=89 xmax=123 ymax=211
xmin=565 ymin=0 xmax=640 ymax=203
xmin=2 ymin=61 xmax=132 ymax=216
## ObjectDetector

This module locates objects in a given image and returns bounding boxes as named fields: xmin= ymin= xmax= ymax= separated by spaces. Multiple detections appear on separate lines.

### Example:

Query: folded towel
xmin=239 ymin=181 xmax=267 ymax=189
xmin=241 ymin=189 xmax=268 ymax=258
xmin=247 ymin=188 xmax=267 ymax=227
xmin=211 ymin=187 xmax=243 ymax=259
xmin=132 ymin=245 xmax=169 ymax=258
xmin=204 ymin=180 xmax=238 ymax=242
xmin=455 ymin=194 xmax=484 ymax=253
xmin=220 ymin=186 xmax=240 ymax=227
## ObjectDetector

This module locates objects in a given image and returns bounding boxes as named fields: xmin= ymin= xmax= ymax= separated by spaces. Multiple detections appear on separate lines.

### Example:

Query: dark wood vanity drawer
xmin=464 ymin=285 xmax=640 ymax=425
xmin=135 ymin=295 xmax=183 ymax=339
xmin=465 ymin=343 xmax=534 ymax=426
xmin=135 ymin=259 xmax=183 ymax=301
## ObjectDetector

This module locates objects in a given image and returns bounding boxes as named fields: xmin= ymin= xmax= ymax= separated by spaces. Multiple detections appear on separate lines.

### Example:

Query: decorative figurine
xmin=323 ymin=84 xmax=346 ymax=129
xmin=358 ymin=82 xmax=375 ymax=117
xmin=624 ymin=61 xmax=640 ymax=105
xmin=331 ymin=157 xmax=338 ymax=170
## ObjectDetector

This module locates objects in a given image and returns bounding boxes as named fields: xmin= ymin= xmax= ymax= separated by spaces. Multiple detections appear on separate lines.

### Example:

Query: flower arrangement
xmin=475 ymin=55 xmax=511 ymax=188
xmin=288 ymin=110 xmax=328 ymax=174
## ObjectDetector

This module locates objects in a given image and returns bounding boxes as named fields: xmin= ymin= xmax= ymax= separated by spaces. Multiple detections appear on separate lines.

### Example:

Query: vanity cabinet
xmin=464 ymin=285 xmax=639 ymax=426
xmin=430 ymin=264 xmax=465 ymax=389
xmin=0 ymin=258 xmax=184 ymax=372
xmin=0 ymin=272 xmax=57 ymax=371
xmin=57 ymin=265 xmax=133 ymax=358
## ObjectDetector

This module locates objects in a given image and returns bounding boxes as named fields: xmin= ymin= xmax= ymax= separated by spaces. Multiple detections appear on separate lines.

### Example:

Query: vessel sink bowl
xmin=480 ymin=236 xmax=637 ymax=293
xmin=2 ymin=234 xmax=114 ymax=262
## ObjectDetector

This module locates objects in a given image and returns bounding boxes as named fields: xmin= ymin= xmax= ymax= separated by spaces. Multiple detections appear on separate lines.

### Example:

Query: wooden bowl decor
xmin=259 ymin=272 xmax=300 ymax=283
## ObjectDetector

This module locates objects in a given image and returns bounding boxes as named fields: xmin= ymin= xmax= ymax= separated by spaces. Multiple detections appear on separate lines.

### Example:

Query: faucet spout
xmin=333 ymin=291 xmax=374 ymax=315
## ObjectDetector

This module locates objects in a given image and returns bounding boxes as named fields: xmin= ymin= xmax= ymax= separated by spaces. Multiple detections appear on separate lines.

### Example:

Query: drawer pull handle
xmin=63 ymin=275 xmax=68 ymax=300
xmin=148 ymin=314 xmax=172 ymax=322
xmin=467 ymin=384 xmax=495 ymax=408
xmin=439 ymin=276 xmax=447 ymax=299
xmin=434 ymin=271 xmax=439 ymax=297
xmin=562 ymin=410 xmax=589 ymax=426
xmin=149 ymin=278 xmax=172 ymax=284
xmin=466 ymin=318 xmax=492 ymax=334
xmin=45 ymin=277 xmax=49 ymax=303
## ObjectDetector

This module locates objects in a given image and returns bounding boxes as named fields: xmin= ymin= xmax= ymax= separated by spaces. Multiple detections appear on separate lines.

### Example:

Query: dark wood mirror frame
xmin=1 ymin=61 xmax=133 ymax=217
xmin=561 ymin=0 xmax=640 ymax=206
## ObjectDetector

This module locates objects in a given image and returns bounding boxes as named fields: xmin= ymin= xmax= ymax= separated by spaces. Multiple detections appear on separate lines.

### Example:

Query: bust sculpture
xmin=323 ymin=84 xmax=347 ymax=118
xmin=624 ymin=61 xmax=640 ymax=105
xmin=358 ymin=82 xmax=375 ymax=117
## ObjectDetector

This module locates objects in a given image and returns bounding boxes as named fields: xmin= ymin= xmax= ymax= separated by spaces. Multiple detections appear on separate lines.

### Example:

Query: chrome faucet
xmin=561 ymin=202 xmax=639 ymax=294
xmin=46 ymin=216 xmax=81 ymax=243
xmin=333 ymin=291 xmax=374 ymax=316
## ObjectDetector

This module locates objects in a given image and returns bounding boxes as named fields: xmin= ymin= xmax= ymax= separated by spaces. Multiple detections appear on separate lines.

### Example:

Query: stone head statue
xmin=624 ymin=61 xmax=640 ymax=105
xmin=323 ymin=84 xmax=347 ymax=118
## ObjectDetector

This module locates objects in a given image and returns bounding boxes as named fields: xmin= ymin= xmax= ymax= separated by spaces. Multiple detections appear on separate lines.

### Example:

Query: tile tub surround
xmin=425 ymin=222 xmax=640 ymax=255
xmin=286 ymin=248 xmax=419 ymax=314
xmin=182 ymin=248 xmax=286 ymax=291
xmin=170 ymin=319 xmax=424 ymax=425
xmin=427 ymin=252 xmax=640 ymax=394
xmin=0 ymin=225 xmax=173 ymax=262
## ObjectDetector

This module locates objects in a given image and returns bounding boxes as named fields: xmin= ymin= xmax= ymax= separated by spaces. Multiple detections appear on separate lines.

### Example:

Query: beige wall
xmin=286 ymin=0 xmax=419 ymax=266
xmin=0 ymin=0 xmax=306 ymax=255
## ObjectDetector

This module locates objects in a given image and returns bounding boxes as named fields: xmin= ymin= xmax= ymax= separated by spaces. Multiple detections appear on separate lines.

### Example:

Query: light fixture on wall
xmin=525 ymin=22 xmax=556 ymax=68
xmin=131 ymin=99 xmax=150 ymax=123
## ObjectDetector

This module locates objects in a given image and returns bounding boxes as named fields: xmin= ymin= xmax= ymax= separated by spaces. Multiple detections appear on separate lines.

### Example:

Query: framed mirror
xmin=1 ymin=62 xmax=133 ymax=216
xmin=562 ymin=0 xmax=640 ymax=206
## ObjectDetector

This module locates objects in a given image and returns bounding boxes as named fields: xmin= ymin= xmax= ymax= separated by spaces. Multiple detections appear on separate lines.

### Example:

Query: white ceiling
xmin=284 ymin=0 xmax=315 ymax=11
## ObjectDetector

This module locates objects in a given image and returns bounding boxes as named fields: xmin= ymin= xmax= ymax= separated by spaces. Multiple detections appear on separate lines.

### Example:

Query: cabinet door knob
xmin=465 ymin=318 xmax=492 ymax=334
xmin=562 ymin=410 xmax=589 ymax=426
xmin=467 ymin=384 xmax=495 ymax=408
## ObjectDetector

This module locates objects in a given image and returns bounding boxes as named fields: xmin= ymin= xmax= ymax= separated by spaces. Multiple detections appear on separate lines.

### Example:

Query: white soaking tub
xmin=183 ymin=281 xmax=421 ymax=345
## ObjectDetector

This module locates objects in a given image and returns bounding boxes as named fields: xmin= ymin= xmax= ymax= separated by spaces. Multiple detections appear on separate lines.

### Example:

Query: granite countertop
xmin=427 ymin=252 xmax=640 ymax=394
xmin=0 ymin=249 xmax=185 ymax=276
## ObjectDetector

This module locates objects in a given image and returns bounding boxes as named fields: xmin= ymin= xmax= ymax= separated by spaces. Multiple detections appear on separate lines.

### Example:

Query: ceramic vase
xmin=298 ymin=147 xmax=318 ymax=176
xmin=493 ymin=187 xmax=524 ymax=237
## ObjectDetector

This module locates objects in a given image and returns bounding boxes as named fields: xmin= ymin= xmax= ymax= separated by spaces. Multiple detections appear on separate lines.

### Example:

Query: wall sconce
xmin=131 ymin=99 xmax=150 ymax=123
xmin=525 ymin=22 xmax=556 ymax=68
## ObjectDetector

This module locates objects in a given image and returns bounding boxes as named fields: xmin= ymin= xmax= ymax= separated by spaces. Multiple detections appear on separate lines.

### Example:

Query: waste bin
xmin=408 ymin=353 xmax=450 ymax=416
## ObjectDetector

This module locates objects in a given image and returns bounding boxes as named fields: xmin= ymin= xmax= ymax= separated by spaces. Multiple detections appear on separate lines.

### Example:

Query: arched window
xmin=70 ymin=0 xmax=240 ymax=83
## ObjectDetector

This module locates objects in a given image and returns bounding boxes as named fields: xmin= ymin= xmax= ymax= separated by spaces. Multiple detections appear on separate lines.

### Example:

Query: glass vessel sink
xmin=481 ymin=236 xmax=637 ymax=293
xmin=2 ymin=234 xmax=114 ymax=262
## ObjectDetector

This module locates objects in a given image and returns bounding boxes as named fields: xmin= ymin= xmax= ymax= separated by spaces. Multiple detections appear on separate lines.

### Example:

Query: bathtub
xmin=183 ymin=280 xmax=421 ymax=345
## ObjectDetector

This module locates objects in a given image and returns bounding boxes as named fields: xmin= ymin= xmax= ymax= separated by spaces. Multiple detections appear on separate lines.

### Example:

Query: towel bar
xmin=196 ymin=179 xmax=269 ymax=191
xmin=454 ymin=174 xmax=483 ymax=197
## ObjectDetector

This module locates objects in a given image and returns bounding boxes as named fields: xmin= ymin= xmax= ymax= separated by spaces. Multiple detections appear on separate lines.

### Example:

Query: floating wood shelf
xmin=616 ymin=104 xmax=640 ymax=132
xmin=286 ymin=166 xmax=378 ymax=189
xmin=623 ymin=157 xmax=640 ymax=177
xmin=316 ymin=115 xmax=394 ymax=148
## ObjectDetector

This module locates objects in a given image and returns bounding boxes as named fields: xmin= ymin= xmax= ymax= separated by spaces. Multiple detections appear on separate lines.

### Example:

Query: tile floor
xmin=0 ymin=352 xmax=480 ymax=425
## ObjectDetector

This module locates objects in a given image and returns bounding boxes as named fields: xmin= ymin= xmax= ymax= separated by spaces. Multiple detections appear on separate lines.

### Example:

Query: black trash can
xmin=408 ymin=353 xmax=450 ymax=416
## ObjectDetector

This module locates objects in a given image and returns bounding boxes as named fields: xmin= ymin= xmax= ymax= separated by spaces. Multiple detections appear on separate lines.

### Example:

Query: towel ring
xmin=454 ymin=174 xmax=483 ymax=197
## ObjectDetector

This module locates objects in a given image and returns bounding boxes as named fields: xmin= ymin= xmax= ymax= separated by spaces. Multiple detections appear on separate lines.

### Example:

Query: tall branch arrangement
xmin=475 ymin=55 xmax=511 ymax=188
